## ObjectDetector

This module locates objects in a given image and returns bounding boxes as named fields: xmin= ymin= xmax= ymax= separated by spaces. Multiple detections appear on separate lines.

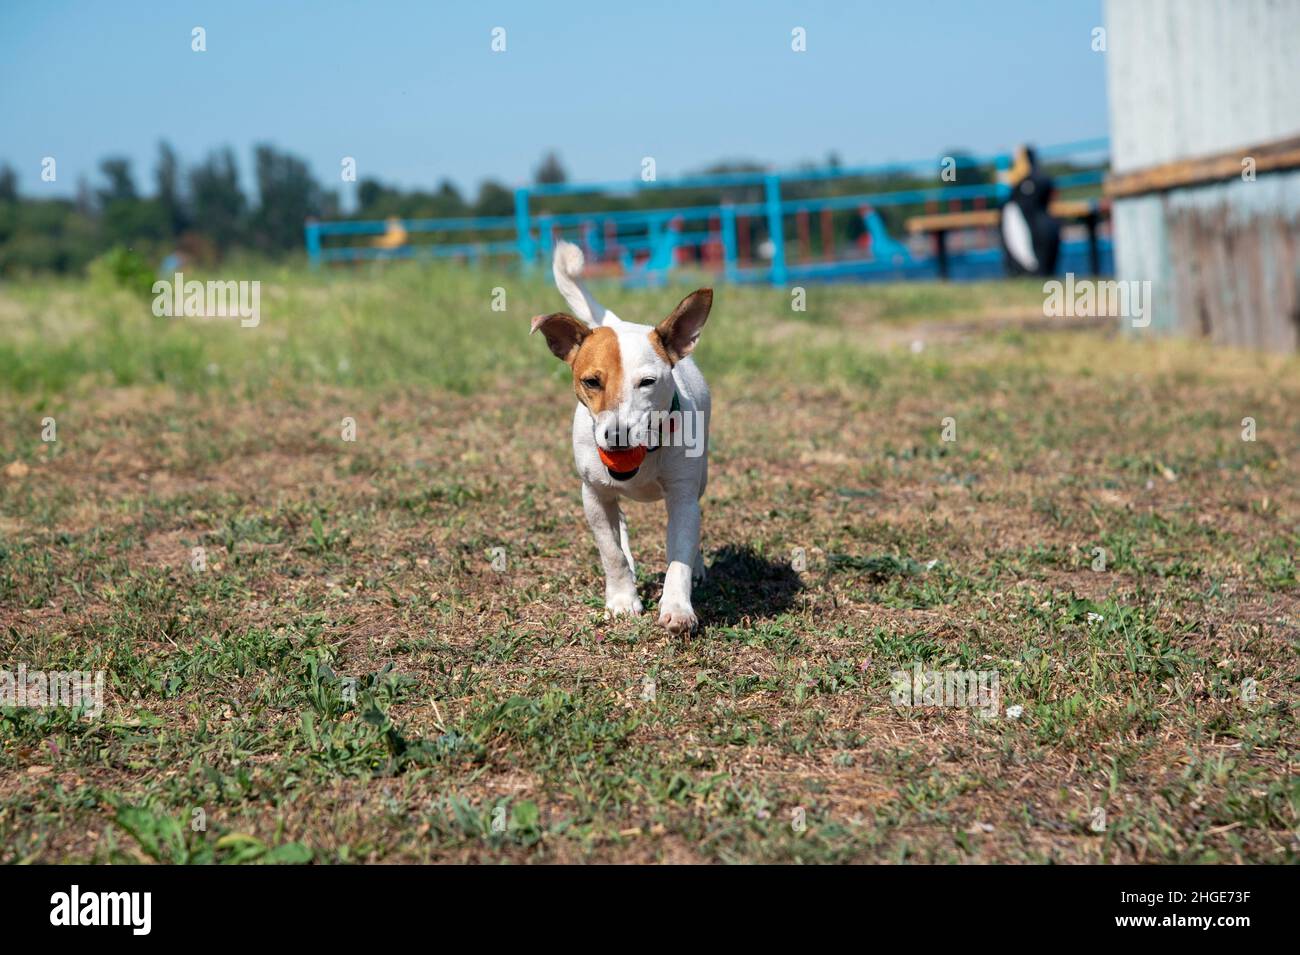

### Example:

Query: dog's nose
xmin=595 ymin=416 xmax=626 ymax=450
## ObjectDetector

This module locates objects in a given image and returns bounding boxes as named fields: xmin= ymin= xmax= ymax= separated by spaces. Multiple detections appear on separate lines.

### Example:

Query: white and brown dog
xmin=531 ymin=241 xmax=711 ymax=634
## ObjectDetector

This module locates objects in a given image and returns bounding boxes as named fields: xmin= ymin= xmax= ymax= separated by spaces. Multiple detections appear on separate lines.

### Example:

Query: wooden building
xmin=1104 ymin=0 xmax=1300 ymax=350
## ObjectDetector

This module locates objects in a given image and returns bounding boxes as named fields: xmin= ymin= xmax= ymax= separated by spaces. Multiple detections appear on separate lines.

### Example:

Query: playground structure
xmin=305 ymin=137 xmax=1112 ymax=285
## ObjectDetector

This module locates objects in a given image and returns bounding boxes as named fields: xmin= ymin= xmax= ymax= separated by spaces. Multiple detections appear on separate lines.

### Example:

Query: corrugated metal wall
xmin=1104 ymin=0 xmax=1300 ymax=349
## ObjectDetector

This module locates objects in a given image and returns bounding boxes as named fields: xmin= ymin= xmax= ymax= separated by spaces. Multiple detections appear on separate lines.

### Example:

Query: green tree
xmin=97 ymin=157 xmax=137 ymax=204
xmin=474 ymin=180 xmax=515 ymax=217
xmin=96 ymin=157 xmax=167 ymax=249
xmin=189 ymin=148 xmax=246 ymax=255
xmin=0 ymin=164 xmax=17 ymax=204
xmin=251 ymin=144 xmax=323 ymax=252
xmin=534 ymin=151 xmax=567 ymax=185
xmin=155 ymin=141 xmax=188 ymax=237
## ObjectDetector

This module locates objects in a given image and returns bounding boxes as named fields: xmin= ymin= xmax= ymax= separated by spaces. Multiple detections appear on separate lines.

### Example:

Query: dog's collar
xmin=645 ymin=389 xmax=680 ymax=455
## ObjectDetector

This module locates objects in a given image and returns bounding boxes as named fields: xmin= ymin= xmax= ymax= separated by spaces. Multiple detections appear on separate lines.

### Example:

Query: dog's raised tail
xmin=553 ymin=240 xmax=607 ymax=327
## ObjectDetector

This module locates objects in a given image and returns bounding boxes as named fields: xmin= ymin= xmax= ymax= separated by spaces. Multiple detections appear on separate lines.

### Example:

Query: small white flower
xmin=910 ymin=339 xmax=924 ymax=354
xmin=1005 ymin=704 xmax=1024 ymax=719
xmin=1086 ymin=612 xmax=1104 ymax=624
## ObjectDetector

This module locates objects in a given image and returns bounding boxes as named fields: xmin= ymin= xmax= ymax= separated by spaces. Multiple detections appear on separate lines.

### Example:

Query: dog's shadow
xmin=674 ymin=544 xmax=803 ymax=627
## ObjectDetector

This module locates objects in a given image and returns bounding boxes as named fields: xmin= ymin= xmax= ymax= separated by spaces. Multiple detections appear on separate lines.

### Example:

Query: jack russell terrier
xmin=531 ymin=241 xmax=711 ymax=634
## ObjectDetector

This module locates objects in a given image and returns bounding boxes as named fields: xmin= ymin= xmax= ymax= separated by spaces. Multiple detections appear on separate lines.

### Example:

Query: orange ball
xmin=598 ymin=444 xmax=648 ymax=473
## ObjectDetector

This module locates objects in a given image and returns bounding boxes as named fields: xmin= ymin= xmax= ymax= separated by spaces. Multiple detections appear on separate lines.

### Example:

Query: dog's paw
xmin=605 ymin=592 xmax=644 ymax=618
xmin=657 ymin=601 xmax=697 ymax=635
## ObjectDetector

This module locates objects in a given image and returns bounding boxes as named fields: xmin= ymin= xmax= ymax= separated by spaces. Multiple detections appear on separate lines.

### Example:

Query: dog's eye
xmin=581 ymin=377 xmax=601 ymax=390
xmin=638 ymin=378 xmax=657 ymax=388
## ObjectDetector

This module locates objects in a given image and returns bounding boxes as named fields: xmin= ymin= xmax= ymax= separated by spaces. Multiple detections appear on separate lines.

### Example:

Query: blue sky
xmin=0 ymin=0 xmax=1108 ymax=203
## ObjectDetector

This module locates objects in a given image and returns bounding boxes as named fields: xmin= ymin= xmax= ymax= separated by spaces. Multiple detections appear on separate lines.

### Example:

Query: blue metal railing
xmin=306 ymin=136 xmax=1110 ymax=283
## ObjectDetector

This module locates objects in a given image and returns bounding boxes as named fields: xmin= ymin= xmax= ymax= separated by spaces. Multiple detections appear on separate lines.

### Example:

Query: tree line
xmin=0 ymin=142 xmax=1098 ymax=277
xmin=0 ymin=144 xmax=572 ymax=276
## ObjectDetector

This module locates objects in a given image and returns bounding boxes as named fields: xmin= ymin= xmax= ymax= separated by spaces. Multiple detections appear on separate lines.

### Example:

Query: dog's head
xmin=531 ymin=289 xmax=711 ymax=475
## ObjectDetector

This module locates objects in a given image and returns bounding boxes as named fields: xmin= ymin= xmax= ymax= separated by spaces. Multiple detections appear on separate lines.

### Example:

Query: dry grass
xmin=0 ymin=266 xmax=1296 ymax=863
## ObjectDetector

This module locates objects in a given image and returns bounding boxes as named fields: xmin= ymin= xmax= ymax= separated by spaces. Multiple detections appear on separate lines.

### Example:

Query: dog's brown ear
xmin=654 ymin=289 xmax=711 ymax=363
xmin=530 ymin=312 xmax=591 ymax=364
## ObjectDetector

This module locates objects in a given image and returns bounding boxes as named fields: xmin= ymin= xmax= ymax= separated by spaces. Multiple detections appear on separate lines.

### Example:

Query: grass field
xmin=1 ymin=262 xmax=1296 ymax=863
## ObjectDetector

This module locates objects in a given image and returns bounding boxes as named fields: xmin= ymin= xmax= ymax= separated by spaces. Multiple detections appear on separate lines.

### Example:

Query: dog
xmin=531 ymin=241 xmax=711 ymax=634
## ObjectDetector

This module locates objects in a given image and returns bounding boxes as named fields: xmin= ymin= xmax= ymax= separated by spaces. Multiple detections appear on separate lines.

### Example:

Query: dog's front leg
xmin=582 ymin=483 xmax=642 ymax=617
xmin=659 ymin=483 xmax=701 ymax=634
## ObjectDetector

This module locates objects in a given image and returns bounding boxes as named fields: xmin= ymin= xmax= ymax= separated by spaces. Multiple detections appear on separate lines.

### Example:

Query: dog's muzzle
xmin=598 ymin=443 xmax=647 ymax=480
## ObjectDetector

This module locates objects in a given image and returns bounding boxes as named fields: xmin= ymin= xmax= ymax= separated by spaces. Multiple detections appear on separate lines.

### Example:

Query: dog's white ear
xmin=654 ymin=289 xmax=712 ymax=362
xmin=531 ymin=312 xmax=591 ymax=364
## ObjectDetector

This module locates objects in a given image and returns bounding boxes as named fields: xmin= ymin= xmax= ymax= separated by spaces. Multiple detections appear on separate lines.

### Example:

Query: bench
xmin=905 ymin=199 xmax=1110 ymax=278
